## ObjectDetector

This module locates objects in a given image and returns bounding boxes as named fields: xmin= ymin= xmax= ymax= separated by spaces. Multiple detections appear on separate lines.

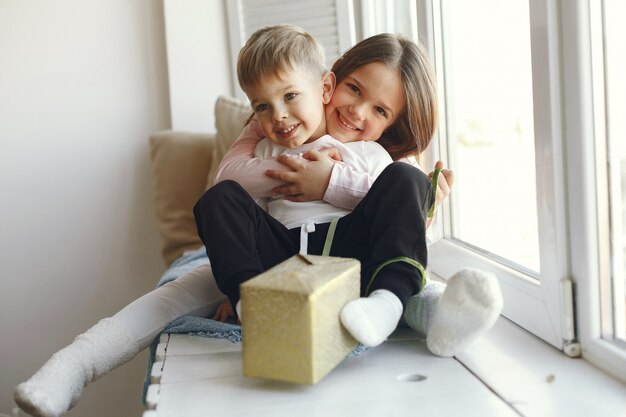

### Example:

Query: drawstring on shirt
xmin=299 ymin=217 xmax=339 ymax=255
xmin=299 ymin=221 xmax=316 ymax=255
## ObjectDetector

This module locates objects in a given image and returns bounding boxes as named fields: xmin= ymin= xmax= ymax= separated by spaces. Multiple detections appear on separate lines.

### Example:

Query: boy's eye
xmin=375 ymin=106 xmax=387 ymax=117
xmin=255 ymin=103 xmax=268 ymax=112
xmin=285 ymin=92 xmax=297 ymax=101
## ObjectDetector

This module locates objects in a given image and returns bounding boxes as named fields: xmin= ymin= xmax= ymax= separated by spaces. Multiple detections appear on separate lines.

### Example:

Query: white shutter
xmin=226 ymin=0 xmax=356 ymax=100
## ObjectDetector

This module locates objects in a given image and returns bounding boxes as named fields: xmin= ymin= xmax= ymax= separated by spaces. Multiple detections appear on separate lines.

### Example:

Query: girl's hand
xmin=212 ymin=302 xmax=239 ymax=323
xmin=426 ymin=161 xmax=455 ymax=229
xmin=265 ymin=149 xmax=337 ymax=201
xmin=306 ymin=147 xmax=342 ymax=162
xmin=429 ymin=160 xmax=455 ymax=207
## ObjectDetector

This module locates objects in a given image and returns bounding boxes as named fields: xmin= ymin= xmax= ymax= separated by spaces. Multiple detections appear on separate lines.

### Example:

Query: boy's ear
xmin=321 ymin=71 xmax=336 ymax=104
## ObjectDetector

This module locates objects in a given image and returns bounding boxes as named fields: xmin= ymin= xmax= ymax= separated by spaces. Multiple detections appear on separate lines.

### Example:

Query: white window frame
xmin=570 ymin=0 xmax=626 ymax=382
xmin=413 ymin=0 xmax=626 ymax=382
xmin=416 ymin=0 xmax=575 ymax=353
xmin=358 ymin=0 xmax=418 ymax=40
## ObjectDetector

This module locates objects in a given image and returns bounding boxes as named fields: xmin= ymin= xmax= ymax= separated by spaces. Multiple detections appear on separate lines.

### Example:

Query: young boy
xmin=195 ymin=24 xmax=432 ymax=347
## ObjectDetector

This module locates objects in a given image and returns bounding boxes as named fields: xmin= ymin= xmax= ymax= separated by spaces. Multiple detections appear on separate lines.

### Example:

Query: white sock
xmin=426 ymin=268 xmax=503 ymax=357
xmin=14 ymin=318 xmax=139 ymax=417
xmin=340 ymin=289 xmax=403 ymax=347
xmin=403 ymin=279 xmax=446 ymax=338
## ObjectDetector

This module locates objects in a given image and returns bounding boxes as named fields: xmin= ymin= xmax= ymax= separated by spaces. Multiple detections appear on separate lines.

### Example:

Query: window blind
xmin=226 ymin=0 xmax=356 ymax=99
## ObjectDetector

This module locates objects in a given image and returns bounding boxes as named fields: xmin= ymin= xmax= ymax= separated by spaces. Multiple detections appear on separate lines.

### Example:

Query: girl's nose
xmin=349 ymin=103 xmax=366 ymax=121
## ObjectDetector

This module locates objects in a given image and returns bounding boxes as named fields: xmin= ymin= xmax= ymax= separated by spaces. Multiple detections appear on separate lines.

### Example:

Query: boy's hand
xmin=265 ymin=149 xmax=337 ymax=201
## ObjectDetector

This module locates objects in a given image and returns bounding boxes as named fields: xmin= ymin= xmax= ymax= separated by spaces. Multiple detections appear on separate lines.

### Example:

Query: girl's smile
xmin=336 ymin=110 xmax=362 ymax=131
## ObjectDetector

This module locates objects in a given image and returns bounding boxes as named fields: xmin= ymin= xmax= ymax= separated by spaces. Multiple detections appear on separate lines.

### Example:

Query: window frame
xmin=572 ymin=0 xmax=626 ymax=382
xmin=416 ymin=0 xmax=575 ymax=352
xmin=413 ymin=0 xmax=626 ymax=382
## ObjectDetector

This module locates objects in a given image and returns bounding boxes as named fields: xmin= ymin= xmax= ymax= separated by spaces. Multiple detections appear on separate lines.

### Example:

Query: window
xmin=416 ymin=0 xmax=571 ymax=351
xmin=358 ymin=0 xmax=417 ymax=39
xmin=357 ymin=1 xmax=626 ymax=377
xmin=403 ymin=0 xmax=626 ymax=381
xmin=599 ymin=0 xmax=626 ymax=346
xmin=440 ymin=1 xmax=540 ymax=273
xmin=584 ymin=0 xmax=626 ymax=379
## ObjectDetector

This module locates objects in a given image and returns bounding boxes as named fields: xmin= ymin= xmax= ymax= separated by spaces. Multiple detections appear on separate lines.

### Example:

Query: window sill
xmin=457 ymin=317 xmax=626 ymax=416
xmin=145 ymin=316 xmax=626 ymax=416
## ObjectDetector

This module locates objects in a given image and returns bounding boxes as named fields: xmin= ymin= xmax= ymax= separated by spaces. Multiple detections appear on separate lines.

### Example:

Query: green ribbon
xmin=322 ymin=217 xmax=339 ymax=256
xmin=365 ymin=256 xmax=427 ymax=294
xmin=428 ymin=165 xmax=442 ymax=218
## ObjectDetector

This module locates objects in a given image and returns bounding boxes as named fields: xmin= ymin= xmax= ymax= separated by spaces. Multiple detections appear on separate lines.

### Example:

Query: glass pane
xmin=367 ymin=0 xmax=416 ymax=39
xmin=442 ymin=0 xmax=540 ymax=273
xmin=604 ymin=0 xmax=626 ymax=343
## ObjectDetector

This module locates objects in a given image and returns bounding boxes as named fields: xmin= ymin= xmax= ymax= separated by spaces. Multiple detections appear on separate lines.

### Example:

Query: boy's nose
xmin=272 ymin=106 xmax=288 ymax=122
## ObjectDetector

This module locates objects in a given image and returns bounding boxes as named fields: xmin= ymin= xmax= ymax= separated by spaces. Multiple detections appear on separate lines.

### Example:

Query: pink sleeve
xmin=323 ymin=156 xmax=418 ymax=210
xmin=214 ymin=120 xmax=290 ymax=199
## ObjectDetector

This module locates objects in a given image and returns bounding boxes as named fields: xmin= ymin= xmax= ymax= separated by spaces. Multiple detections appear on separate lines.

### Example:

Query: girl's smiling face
xmin=325 ymin=61 xmax=405 ymax=143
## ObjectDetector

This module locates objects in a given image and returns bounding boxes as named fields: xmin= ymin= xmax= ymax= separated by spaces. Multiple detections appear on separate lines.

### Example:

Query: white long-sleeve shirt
xmin=254 ymin=134 xmax=392 ymax=229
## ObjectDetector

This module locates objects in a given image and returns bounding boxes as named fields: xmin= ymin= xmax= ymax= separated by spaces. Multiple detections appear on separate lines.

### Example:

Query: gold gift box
xmin=240 ymin=254 xmax=360 ymax=384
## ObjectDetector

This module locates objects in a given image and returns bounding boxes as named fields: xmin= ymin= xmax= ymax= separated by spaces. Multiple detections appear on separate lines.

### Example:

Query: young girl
xmin=14 ymin=30 xmax=500 ymax=417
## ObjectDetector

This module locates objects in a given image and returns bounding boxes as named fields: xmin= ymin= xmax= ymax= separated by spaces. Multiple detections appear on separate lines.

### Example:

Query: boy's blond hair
xmin=237 ymin=24 xmax=327 ymax=92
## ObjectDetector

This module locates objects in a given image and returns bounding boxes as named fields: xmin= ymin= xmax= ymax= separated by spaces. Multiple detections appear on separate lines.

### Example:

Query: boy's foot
xmin=340 ymin=289 xmax=403 ymax=347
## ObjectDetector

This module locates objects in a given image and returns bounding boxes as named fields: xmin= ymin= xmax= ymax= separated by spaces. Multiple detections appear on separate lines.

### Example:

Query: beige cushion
xmin=150 ymin=95 xmax=250 ymax=266
xmin=150 ymin=131 xmax=213 ymax=266
xmin=206 ymin=95 xmax=252 ymax=187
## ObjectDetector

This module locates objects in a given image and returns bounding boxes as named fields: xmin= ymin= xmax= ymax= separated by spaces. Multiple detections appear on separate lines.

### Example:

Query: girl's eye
xmin=285 ymin=92 xmax=297 ymax=101
xmin=375 ymin=106 xmax=387 ymax=117
xmin=347 ymin=83 xmax=360 ymax=95
xmin=255 ymin=103 xmax=268 ymax=112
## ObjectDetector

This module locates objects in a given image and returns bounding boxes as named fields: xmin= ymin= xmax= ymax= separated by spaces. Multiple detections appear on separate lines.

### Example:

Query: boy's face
xmin=325 ymin=62 xmax=405 ymax=143
xmin=245 ymin=67 xmax=334 ymax=149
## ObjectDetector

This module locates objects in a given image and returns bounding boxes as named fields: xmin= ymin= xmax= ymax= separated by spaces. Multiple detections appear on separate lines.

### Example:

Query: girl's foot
xmin=14 ymin=318 xmax=139 ymax=417
xmin=426 ymin=268 xmax=503 ymax=357
xmin=403 ymin=279 xmax=446 ymax=338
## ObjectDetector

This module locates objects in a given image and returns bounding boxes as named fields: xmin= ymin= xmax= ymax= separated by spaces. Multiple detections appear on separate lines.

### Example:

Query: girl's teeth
xmin=279 ymin=124 xmax=297 ymax=134
xmin=338 ymin=112 xmax=359 ymax=130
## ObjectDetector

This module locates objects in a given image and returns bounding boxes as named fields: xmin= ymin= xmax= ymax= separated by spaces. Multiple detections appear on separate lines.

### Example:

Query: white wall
xmin=164 ymin=0 xmax=233 ymax=132
xmin=0 ymin=1 xmax=171 ymax=416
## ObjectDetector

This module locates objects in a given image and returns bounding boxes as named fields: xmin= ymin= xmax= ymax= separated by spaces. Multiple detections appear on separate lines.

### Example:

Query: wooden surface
xmin=144 ymin=326 xmax=517 ymax=416
xmin=144 ymin=318 xmax=626 ymax=417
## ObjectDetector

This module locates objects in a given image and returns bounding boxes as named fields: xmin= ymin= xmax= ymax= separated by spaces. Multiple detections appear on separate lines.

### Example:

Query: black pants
xmin=194 ymin=162 xmax=434 ymax=311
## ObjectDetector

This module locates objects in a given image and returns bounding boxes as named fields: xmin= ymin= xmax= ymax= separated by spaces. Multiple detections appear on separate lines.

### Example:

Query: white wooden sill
xmin=143 ymin=318 xmax=626 ymax=417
